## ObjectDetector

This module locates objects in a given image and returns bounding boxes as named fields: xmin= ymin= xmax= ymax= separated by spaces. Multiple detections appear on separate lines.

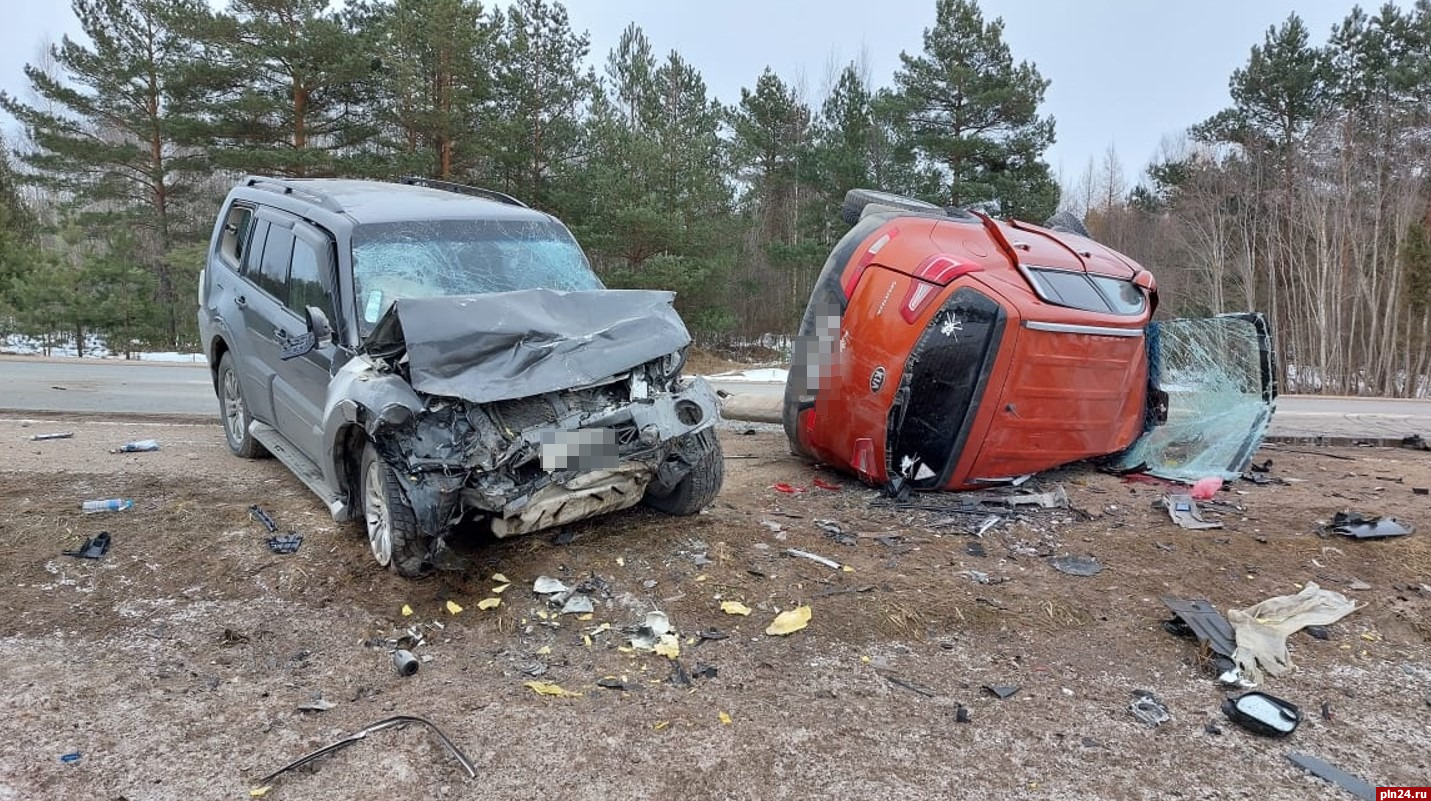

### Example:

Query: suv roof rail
xmin=243 ymin=176 xmax=346 ymax=213
xmin=398 ymin=176 xmax=529 ymax=208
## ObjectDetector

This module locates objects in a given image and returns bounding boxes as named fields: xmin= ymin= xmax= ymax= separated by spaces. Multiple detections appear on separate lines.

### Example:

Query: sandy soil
xmin=1 ymin=414 xmax=1428 ymax=800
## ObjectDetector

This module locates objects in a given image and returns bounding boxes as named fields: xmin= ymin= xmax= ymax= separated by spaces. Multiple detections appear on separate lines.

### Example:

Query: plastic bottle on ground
xmin=81 ymin=499 xmax=135 ymax=514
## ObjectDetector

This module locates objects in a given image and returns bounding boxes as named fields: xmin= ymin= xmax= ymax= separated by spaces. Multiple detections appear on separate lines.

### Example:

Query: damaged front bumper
xmin=369 ymin=372 xmax=722 ymax=540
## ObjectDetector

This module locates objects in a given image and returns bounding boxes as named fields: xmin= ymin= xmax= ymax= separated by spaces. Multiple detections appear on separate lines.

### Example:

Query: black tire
xmin=216 ymin=352 xmax=268 ymax=458
xmin=359 ymin=443 xmax=431 ymax=578
xmin=840 ymin=188 xmax=941 ymax=225
xmin=1044 ymin=210 xmax=1092 ymax=238
xmin=643 ymin=438 xmax=725 ymax=516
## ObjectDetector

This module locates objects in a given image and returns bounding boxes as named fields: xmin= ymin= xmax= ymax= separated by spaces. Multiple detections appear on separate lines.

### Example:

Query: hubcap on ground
xmin=364 ymin=459 xmax=393 ymax=566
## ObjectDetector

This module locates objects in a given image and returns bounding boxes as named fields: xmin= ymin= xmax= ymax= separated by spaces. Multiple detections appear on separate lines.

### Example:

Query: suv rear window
xmin=1024 ymin=267 xmax=1146 ymax=316
xmin=352 ymin=219 xmax=603 ymax=326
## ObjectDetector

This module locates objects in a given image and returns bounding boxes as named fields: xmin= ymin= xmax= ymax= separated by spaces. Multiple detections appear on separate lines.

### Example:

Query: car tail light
xmin=853 ymin=437 xmax=874 ymax=479
xmin=843 ymin=227 xmax=900 ymax=299
xmin=899 ymin=254 xmax=982 ymax=323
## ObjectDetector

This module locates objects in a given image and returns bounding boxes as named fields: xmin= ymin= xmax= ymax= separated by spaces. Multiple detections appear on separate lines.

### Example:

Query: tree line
xmin=0 ymin=0 xmax=1055 ymax=355
xmin=1 ymin=0 xmax=1429 ymax=400
xmin=1074 ymin=3 xmax=1431 ymax=397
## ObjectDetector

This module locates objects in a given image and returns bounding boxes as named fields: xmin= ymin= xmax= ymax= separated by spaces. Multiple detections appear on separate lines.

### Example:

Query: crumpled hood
xmin=361 ymin=288 xmax=691 ymax=404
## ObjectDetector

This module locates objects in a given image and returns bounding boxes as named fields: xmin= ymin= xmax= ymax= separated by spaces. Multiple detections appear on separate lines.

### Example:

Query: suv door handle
xmin=274 ymin=327 xmax=289 ymax=341
xmin=234 ymin=295 xmax=247 ymax=308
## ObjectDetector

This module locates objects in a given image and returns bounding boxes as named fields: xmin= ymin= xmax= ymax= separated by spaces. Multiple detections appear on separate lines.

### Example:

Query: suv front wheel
xmin=643 ymin=439 xmax=724 ymax=516
xmin=217 ymin=352 xmax=268 ymax=458
xmin=359 ymin=442 xmax=431 ymax=577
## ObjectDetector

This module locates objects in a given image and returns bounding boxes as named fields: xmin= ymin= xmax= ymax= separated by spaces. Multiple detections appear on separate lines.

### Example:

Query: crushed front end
xmin=349 ymin=289 xmax=722 ymax=543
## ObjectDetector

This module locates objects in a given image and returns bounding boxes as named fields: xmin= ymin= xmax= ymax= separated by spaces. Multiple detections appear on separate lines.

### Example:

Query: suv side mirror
xmin=306 ymin=305 xmax=333 ymax=343
xmin=280 ymin=306 xmax=333 ymax=361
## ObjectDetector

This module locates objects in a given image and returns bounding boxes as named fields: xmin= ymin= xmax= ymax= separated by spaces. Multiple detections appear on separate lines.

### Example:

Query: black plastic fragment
xmin=266 ymin=533 xmax=303 ymax=554
xmin=1286 ymin=753 xmax=1375 ymax=800
xmin=691 ymin=663 xmax=718 ymax=680
xmin=596 ymin=677 xmax=626 ymax=690
xmin=1161 ymin=596 xmax=1237 ymax=658
xmin=1327 ymin=511 xmax=1414 ymax=539
xmin=248 ymin=505 xmax=279 ymax=534
xmin=1050 ymin=555 xmax=1103 ymax=576
xmin=63 ymin=531 xmax=111 ymax=559
xmin=954 ymin=705 xmax=970 ymax=723
xmin=984 ymin=685 xmax=1019 ymax=699
xmin=1304 ymin=625 xmax=1331 ymax=640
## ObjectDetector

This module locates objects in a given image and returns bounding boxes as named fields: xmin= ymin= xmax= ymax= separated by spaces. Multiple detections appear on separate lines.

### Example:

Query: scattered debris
xmin=653 ymin=634 xmax=681 ymax=659
xmin=984 ymin=685 xmax=1020 ymax=700
xmin=786 ymin=548 xmax=842 ymax=570
xmin=1304 ymin=625 xmax=1330 ymax=641
xmin=1414 ymin=487 xmax=1429 ymax=496
xmin=718 ymin=711 xmax=733 ymax=725
xmin=1161 ymin=596 xmax=1237 ymax=662
xmin=695 ymin=629 xmax=729 ymax=643
xmin=80 ymin=498 xmax=133 ymax=514
xmin=965 ymin=541 xmax=987 ymax=558
xmin=883 ymin=674 xmax=939 ymax=698
xmin=560 ymin=594 xmax=594 ymax=615
xmin=62 ymin=531 xmax=111 ymax=559
xmin=266 ymin=533 xmax=302 ymax=554
xmin=720 ymin=601 xmax=752 ymax=616
xmin=630 ymin=611 xmax=672 ymax=650
xmin=1320 ymin=700 xmax=1333 ymax=721
xmin=691 ymin=663 xmax=718 ymax=680
xmin=771 ymin=482 xmax=806 ymax=494
xmin=1189 ymin=476 xmax=1223 ymax=500
xmin=1050 ymin=555 xmax=1104 ymax=577
xmin=1285 ymin=753 xmax=1376 ymax=801
xmin=1227 ymin=582 xmax=1360 ymax=684
xmin=813 ymin=478 xmax=841 ymax=491
xmin=1129 ymin=691 xmax=1170 ymax=726
xmin=59 ymin=752 xmax=81 ymax=764
xmin=954 ymin=705 xmax=970 ymax=723
xmin=596 ymin=677 xmax=626 ymax=690
xmin=956 ymin=570 xmax=993 ymax=585
xmin=1326 ymin=511 xmax=1414 ymax=539
xmin=1221 ymin=691 xmax=1301 ymax=736
xmin=525 ymin=681 xmax=582 ymax=698
xmin=297 ymin=697 xmax=336 ymax=713
xmin=255 ymin=716 xmax=476 ymax=789
xmin=667 ymin=659 xmax=691 ymax=687
xmin=765 ymin=605 xmax=811 ymax=636
xmin=30 ymin=432 xmax=73 ymax=441
xmin=1402 ymin=434 xmax=1430 ymax=451
xmin=533 ymin=576 xmax=570 ymax=594
xmin=445 ymin=600 xmax=463 ymax=615
xmin=815 ymin=519 xmax=857 ymax=546
xmin=1162 ymin=494 xmax=1223 ymax=530
xmin=392 ymin=649 xmax=420 ymax=677
xmin=963 ymin=485 xmax=1068 ymax=509
xmin=112 ymin=439 xmax=160 ymax=453
xmin=248 ymin=505 xmax=279 ymax=533
xmin=972 ymin=515 xmax=1001 ymax=537
xmin=1204 ymin=723 xmax=1222 ymax=735
xmin=477 ymin=597 xmax=502 ymax=610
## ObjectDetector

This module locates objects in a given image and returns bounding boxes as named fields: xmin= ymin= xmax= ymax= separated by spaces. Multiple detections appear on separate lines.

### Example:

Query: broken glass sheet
xmin=1112 ymin=314 xmax=1276 ymax=483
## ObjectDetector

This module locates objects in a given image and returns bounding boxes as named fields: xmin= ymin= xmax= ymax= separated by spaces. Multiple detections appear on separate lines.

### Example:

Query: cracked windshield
xmin=351 ymin=219 xmax=604 ymax=329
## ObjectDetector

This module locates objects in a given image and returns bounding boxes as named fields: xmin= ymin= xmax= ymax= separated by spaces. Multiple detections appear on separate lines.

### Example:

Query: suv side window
xmin=217 ymin=204 xmax=255 ymax=268
xmin=256 ymin=226 xmax=295 ymax=299
xmin=242 ymin=221 xmax=271 ymax=278
xmin=287 ymin=238 xmax=329 ymax=316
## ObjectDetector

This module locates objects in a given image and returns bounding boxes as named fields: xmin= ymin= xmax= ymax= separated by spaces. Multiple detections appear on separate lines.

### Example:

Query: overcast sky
xmin=0 ymin=0 xmax=1388 ymax=186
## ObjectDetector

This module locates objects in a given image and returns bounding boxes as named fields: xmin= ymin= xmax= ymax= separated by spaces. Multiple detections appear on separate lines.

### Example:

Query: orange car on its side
xmin=783 ymin=189 xmax=1275 ymax=491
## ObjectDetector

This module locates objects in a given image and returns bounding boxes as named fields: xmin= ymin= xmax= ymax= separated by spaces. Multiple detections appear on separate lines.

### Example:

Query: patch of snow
xmin=705 ymin=368 xmax=789 ymax=383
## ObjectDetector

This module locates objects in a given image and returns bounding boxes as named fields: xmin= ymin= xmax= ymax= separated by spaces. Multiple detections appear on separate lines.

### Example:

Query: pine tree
xmin=885 ymin=0 xmax=1058 ymax=219
xmin=356 ymin=0 xmax=499 ymax=179
xmin=188 ymin=0 xmax=378 ymax=176
xmin=0 ymin=0 xmax=207 ymax=344
xmin=488 ymin=0 xmax=594 ymax=205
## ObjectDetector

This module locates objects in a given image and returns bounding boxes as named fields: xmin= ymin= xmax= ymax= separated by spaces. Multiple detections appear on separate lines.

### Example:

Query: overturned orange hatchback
xmin=783 ymin=189 xmax=1277 ymax=491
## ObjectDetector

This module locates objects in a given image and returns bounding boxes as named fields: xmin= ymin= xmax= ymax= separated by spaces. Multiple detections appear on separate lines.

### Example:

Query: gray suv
xmin=198 ymin=176 xmax=723 ymax=576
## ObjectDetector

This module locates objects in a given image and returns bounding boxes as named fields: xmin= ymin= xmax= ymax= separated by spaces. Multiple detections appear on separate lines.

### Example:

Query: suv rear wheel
xmin=643 ymin=439 xmax=724 ymax=516
xmin=360 ymin=442 xmax=431 ymax=577
xmin=217 ymin=352 xmax=267 ymax=458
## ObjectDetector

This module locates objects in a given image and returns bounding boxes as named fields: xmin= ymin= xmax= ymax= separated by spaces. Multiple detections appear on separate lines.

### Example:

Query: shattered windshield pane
xmin=1112 ymin=314 xmax=1276 ymax=482
xmin=351 ymin=219 xmax=604 ymax=328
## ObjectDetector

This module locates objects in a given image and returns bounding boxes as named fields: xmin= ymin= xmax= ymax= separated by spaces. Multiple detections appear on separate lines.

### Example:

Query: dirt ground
xmin=1 ymin=414 xmax=1429 ymax=801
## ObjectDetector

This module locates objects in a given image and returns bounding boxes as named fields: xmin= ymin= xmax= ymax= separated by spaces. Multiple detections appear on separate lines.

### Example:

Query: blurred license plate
xmin=540 ymin=429 xmax=618 ymax=472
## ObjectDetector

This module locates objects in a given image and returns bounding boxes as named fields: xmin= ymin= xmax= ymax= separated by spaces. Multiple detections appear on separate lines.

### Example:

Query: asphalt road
xmin=1 ymin=356 xmax=1428 ymax=440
